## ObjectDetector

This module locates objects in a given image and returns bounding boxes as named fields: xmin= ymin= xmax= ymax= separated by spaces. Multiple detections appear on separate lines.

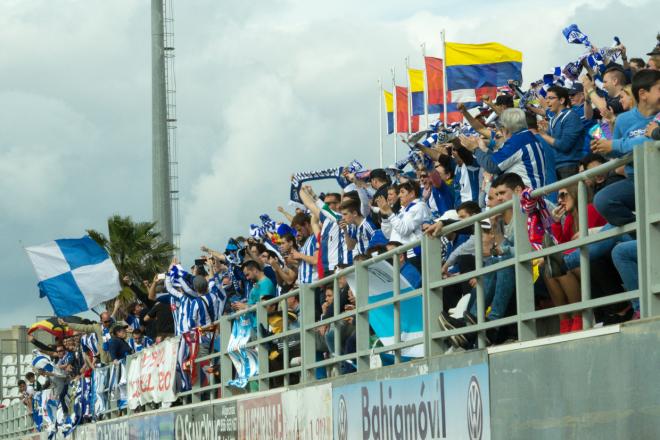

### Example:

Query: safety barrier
xmin=2 ymin=142 xmax=659 ymax=436
xmin=184 ymin=141 xmax=660 ymax=400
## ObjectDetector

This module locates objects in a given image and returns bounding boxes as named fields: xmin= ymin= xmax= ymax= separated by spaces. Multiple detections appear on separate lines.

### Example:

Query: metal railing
xmin=2 ymin=142 xmax=659 ymax=433
xmin=178 ymin=141 xmax=660 ymax=400
xmin=0 ymin=401 xmax=32 ymax=439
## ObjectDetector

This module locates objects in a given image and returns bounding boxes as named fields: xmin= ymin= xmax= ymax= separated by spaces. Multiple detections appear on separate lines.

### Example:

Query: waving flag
xmin=395 ymin=86 xmax=409 ymax=133
xmin=383 ymin=90 xmax=394 ymax=134
xmin=345 ymin=260 xmax=422 ymax=358
xmin=445 ymin=41 xmax=522 ymax=109
xmin=408 ymin=68 xmax=425 ymax=116
xmin=425 ymin=56 xmax=462 ymax=123
xmin=26 ymin=236 xmax=121 ymax=316
xmin=562 ymin=24 xmax=591 ymax=48
xmin=424 ymin=57 xmax=444 ymax=114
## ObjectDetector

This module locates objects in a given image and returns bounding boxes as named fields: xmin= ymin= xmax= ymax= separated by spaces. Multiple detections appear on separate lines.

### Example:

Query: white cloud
xmin=0 ymin=0 xmax=656 ymax=327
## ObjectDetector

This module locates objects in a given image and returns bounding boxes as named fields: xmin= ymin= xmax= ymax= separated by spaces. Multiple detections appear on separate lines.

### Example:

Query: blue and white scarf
xmin=289 ymin=160 xmax=363 ymax=205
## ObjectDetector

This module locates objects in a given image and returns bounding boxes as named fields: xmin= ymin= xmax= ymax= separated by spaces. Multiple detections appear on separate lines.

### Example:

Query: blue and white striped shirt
xmin=163 ymin=277 xmax=205 ymax=336
xmin=319 ymin=210 xmax=352 ymax=272
xmin=128 ymin=336 xmax=153 ymax=353
xmin=475 ymin=129 xmax=546 ymax=189
xmin=297 ymin=234 xmax=318 ymax=285
xmin=353 ymin=218 xmax=376 ymax=256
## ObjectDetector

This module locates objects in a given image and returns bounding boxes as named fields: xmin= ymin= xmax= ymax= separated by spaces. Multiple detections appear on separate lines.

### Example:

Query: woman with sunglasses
xmin=547 ymin=186 xmax=606 ymax=333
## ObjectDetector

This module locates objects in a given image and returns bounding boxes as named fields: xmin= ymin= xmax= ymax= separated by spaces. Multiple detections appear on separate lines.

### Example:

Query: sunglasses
xmin=558 ymin=192 xmax=568 ymax=199
xmin=102 ymin=320 xmax=112 ymax=324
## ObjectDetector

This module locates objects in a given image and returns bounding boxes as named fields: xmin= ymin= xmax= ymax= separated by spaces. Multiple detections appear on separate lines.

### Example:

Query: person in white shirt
xmin=18 ymin=380 xmax=34 ymax=408
xmin=376 ymin=180 xmax=432 ymax=270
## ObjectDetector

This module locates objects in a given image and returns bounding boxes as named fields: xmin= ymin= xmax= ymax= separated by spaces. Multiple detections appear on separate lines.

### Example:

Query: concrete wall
xmin=489 ymin=318 xmax=660 ymax=440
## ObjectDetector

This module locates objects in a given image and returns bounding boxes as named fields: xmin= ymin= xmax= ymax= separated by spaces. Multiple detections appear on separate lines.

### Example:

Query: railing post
xmin=577 ymin=179 xmax=593 ymax=328
xmin=512 ymin=194 xmax=536 ymax=341
xmin=355 ymin=261 xmax=371 ymax=372
xmin=474 ymin=225 xmax=487 ymax=348
xmin=299 ymin=284 xmax=316 ymax=383
xmin=637 ymin=142 xmax=660 ymax=317
xmin=219 ymin=316 xmax=233 ymax=398
xmin=392 ymin=252 xmax=402 ymax=363
xmin=256 ymin=302 xmax=270 ymax=391
xmin=422 ymin=234 xmax=445 ymax=357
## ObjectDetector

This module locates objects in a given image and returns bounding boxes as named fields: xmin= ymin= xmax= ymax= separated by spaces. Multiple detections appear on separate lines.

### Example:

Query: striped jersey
xmin=297 ymin=234 xmax=318 ymax=285
xmin=316 ymin=200 xmax=352 ymax=271
xmin=476 ymin=129 xmax=546 ymax=189
xmin=128 ymin=336 xmax=153 ymax=353
xmin=80 ymin=333 xmax=99 ymax=357
xmin=163 ymin=277 xmax=205 ymax=336
xmin=352 ymin=218 xmax=376 ymax=256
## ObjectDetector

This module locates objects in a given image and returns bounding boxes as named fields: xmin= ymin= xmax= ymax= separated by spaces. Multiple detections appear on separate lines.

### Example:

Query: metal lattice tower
xmin=150 ymin=0 xmax=180 ymax=250
xmin=163 ymin=0 xmax=180 ymax=250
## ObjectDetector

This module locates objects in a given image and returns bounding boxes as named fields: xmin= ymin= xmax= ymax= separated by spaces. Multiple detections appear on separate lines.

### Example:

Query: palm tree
xmin=87 ymin=215 xmax=176 ymax=307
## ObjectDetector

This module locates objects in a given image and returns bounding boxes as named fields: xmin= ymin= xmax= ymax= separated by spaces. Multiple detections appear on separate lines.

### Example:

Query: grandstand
xmin=2 ymin=142 xmax=660 ymax=439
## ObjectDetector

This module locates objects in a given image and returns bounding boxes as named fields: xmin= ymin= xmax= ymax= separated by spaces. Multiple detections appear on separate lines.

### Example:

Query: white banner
xmin=126 ymin=336 xmax=179 ymax=409
xmin=282 ymin=384 xmax=333 ymax=440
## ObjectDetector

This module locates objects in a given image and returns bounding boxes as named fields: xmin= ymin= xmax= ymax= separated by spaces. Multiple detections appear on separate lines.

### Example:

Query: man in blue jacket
xmin=591 ymin=69 xmax=660 ymax=225
xmin=537 ymin=86 xmax=585 ymax=180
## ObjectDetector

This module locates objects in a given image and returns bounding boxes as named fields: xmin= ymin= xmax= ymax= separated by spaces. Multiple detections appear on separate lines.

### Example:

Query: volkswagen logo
xmin=337 ymin=395 xmax=348 ymax=440
xmin=467 ymin=376 xmax=483 ymax=440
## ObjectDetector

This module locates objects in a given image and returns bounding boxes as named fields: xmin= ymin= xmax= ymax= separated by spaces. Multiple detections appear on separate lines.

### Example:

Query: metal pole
xmin=405 ymin=56 xmax=412 ymax=134
xmin=151 ymin=0 xmax=173 ymax=245
xmin=391 ymin=67 xmax=397 ymax=162
xmin=441 ymin=29 xmax=448 ymax=125
xmin=421 ymin=42 xmax=429 ymax=128
xmin=378 ymin=78 xmax=384 ymax=168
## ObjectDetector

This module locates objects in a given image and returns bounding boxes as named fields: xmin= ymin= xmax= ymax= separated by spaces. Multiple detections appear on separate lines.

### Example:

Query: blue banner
xmin=332 ymin=363 xmax=490 ymax=440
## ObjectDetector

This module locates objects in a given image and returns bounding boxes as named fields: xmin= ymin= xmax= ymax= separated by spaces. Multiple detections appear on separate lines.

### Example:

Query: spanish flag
xmin=407 ymin=68 xmax=425 ymax=116
xmin=383 ymin=90 xmax=394 ymax=134
xmin=445 ymin=42 xmax=522 ymax=105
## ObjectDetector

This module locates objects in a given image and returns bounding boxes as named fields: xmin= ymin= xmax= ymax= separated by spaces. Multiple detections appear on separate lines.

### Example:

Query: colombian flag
xmin=445 ymin=42 xmax=522 ymax=105
xmin=383 ymin=90 xmax=394 ymax=134
xmin=408 ymin=68 xmax=425 ymax=116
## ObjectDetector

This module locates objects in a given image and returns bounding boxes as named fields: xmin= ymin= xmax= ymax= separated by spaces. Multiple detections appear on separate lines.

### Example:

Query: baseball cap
xmin=568 ymin=83 xmax=584 ymax=95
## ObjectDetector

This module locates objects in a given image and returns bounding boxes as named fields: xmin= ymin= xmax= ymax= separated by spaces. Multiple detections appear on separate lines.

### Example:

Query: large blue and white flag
xmin=25 ymin=236 xmax=121 ymax=316
xmin=346 ymin=260 xmax=423 ymax=358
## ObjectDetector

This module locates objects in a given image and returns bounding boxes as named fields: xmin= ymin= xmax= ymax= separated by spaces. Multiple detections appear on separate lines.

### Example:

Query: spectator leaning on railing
xmin=591 ymin=69 xmax=660 ymax=226
xmin=59 ymin=313 xmax=119 ymax=365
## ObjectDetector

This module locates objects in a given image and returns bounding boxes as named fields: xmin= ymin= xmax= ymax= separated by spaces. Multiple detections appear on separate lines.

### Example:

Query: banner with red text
xmin=126 ymin=336 xmax=179 ymax=410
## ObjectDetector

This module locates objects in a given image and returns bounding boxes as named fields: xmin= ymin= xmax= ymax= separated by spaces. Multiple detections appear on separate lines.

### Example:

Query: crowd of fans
xmin=21 ymin=34 xmax=660 ymax=418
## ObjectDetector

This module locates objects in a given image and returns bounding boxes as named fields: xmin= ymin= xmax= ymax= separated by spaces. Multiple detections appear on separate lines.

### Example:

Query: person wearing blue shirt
xmin=107 ymin=325 xmax=133 ymax=362
xmin=127 ymin=327 xmax=153 ymax=353
xmin=537 ymin=86 xmax=585 ymax=180
xmin=569 ymin=83 xmax=597 ymax=157
xmin=591 ymin=69 xmax=660 ymax=226
xmin=386 ymin=242 xmax=422 ymax=289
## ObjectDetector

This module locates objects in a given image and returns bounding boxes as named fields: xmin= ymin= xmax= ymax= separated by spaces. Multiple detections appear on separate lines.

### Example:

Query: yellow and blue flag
xmin=407 ymin=68 xmax=425 ymax=116
xmin=383 ymin=90 xmax=394 ymax=134
xmin=445 ymin=42 xmax=522 ymax=105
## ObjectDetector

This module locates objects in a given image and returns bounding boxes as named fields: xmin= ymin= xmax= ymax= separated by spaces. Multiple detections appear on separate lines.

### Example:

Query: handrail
xmin=3 ymin=142 xmax=659 ymax=437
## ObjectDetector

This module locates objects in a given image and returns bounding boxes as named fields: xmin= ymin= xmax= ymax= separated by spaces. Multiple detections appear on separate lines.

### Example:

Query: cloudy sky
xmin=0 ymin=0 xmax=656 ymax=328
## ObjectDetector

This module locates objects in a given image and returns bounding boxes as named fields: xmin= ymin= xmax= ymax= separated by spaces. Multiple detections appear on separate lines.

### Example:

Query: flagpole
xmin=405 ymin=56 xmax=412 ymax=135
xmin=421 ymin=42 xmax=429 ymax=128
xmin=441 ymin=29 xmax=448 ymax=125
xmin=378 ymin=78 xmax=384 ymax=168
xmin=391 ymin=67 xmax=397 ymax=162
